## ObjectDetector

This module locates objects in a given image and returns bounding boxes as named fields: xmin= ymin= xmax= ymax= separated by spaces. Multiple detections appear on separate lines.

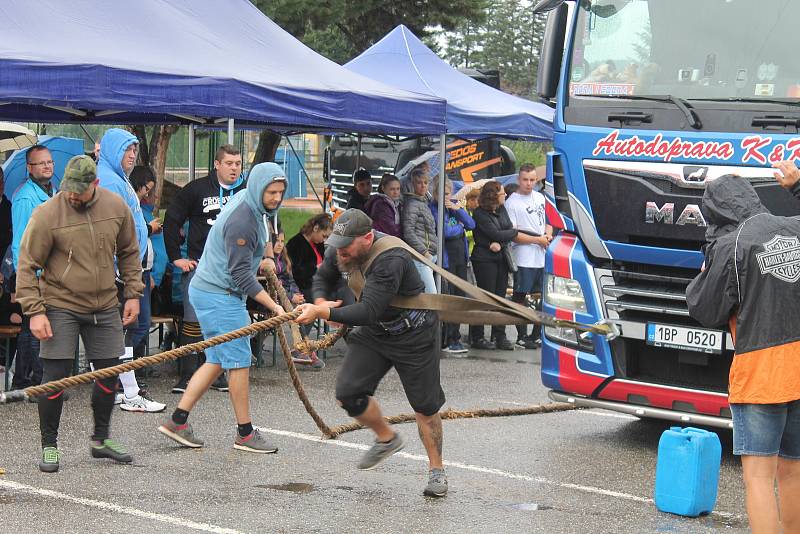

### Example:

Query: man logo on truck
xmin=645 ymin=202 xmax=707 ymax=226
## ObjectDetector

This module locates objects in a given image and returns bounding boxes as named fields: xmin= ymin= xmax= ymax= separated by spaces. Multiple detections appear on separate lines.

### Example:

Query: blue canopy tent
xmin=0 ymin=1 xmax=445 ymax=136
xmin=345 ymin=25 xmax=553 ymax=140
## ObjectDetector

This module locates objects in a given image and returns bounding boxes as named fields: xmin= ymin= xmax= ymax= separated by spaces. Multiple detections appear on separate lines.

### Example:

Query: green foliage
xmin=443 ymin=0 xmax=548 ymax=98
xmin=253 ymin=0 xmax=487 ymax=63
xmin=506 ymin=140 xmax=549 ymax=169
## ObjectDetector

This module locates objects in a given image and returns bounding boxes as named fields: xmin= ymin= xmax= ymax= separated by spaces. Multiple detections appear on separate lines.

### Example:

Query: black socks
xmin=172 ymin=408 xmax=190 ymax=426
xmin=238 ymin=422 xmax=253 ymax=437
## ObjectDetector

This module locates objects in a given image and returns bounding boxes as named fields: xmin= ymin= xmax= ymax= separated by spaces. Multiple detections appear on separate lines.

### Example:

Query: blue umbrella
xmin=1 ymin=135 xmax=84 ymax=200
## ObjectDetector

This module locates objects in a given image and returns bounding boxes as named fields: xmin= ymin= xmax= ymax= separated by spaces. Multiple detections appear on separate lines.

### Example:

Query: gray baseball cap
xmin=325 ymin=209 xmax=373 ymax=249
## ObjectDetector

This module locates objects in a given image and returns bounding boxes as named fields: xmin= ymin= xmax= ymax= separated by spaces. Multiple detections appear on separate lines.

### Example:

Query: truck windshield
xmin=568 ymin=0 xmax=800 ymax=102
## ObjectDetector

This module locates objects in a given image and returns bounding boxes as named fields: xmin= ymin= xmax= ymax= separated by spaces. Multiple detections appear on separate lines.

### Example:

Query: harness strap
xmin=346 ymin=236 xmax=615 ymax=336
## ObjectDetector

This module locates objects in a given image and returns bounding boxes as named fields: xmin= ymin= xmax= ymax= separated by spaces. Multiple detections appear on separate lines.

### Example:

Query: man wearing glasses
xmin=9 ymin=145 xmax=56 ymax=391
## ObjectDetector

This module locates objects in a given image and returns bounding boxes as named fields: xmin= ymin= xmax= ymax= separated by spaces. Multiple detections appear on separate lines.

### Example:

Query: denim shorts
xmin=513 ymin=266 xmax=543 ymax=294
xmin=188 ymin=285 xmax=252 ymax=370
xmin=730 ymin=400 xmax=800 ymax=458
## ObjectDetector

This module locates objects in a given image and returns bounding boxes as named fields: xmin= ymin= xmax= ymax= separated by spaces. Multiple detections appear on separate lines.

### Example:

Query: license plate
xmin=646 ymin=323 xmax=724 ymax=354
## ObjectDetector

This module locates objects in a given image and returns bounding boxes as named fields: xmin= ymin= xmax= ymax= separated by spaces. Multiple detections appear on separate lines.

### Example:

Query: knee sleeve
xmin=337 ymin=394 xmax=370 ymax=418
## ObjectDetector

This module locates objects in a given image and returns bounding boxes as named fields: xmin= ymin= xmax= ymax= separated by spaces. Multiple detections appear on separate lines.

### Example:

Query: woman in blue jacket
xmin=430 ymin=178 xmax=475 ymax=354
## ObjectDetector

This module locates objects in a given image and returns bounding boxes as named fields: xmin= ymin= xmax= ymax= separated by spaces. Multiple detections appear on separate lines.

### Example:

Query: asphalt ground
xmin=0 ymin=333 xmax=748 ymax=533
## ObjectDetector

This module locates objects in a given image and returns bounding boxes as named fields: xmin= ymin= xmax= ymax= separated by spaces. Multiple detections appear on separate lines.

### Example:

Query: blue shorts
xmin=188 ymin=285 xmax=253 ymax=370
xmin=731 ymin=400 xmax=800 ymax=459
xmin=513 ymin=267 xmax=543 ymax=294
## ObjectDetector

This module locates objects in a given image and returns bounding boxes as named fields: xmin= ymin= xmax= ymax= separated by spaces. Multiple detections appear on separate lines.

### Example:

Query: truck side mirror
xmin=536 ymin=3 xmax=568 ymax=104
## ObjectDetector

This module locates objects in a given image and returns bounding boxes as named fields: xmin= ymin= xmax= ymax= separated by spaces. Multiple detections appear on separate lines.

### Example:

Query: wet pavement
xmin=0 ymin=333 xmax=748 ymax=533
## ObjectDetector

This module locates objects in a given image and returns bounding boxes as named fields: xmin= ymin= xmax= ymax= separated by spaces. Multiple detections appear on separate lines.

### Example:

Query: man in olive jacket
xmin=16 ymin=155 xmax=144 ymax=473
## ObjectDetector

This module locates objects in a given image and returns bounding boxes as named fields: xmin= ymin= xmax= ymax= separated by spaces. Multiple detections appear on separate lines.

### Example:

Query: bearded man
xmin=294 ymin=209 xmax=448 ymax=498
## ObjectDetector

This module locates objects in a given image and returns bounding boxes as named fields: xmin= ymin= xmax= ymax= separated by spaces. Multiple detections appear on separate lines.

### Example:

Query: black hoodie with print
xmin=163 ymin=171 xmax=246 ymax=263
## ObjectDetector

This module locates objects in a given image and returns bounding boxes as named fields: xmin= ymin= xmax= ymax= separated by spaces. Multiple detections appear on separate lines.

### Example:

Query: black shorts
xmin=335 ymin=313 xmax=445 ymax=416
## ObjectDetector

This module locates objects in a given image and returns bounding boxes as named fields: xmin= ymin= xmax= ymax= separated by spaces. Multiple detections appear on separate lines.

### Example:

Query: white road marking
xmin=0 ymin=480 xmax=244 ymax=534
xmin=257 ymin=426 xmax=737 ymax=521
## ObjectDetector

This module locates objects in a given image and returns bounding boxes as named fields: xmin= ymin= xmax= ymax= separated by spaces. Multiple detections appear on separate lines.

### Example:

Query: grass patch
xmin=279 ymin=208 xmax=320 ymax=239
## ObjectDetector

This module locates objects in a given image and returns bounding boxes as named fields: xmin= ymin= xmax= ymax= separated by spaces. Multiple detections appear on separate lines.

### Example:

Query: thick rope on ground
xmin=5 ymin=270 xmax=580 ymax=442
xmin=325 ymin=402 xmax=579 ymax=438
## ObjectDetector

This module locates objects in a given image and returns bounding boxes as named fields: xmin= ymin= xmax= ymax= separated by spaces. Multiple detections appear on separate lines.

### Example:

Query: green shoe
xmin=39 ymin=447 xmax=60 ymax=473
xmin=90 ymin=439 xmax=133 ymax=464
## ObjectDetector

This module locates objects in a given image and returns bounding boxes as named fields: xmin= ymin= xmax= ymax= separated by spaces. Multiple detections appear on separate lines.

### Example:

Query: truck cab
xmin=536 ymin=0 xmax=800 ymax=427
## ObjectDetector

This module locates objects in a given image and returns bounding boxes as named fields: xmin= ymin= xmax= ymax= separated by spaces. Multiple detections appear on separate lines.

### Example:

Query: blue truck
xmin=535 ymin=0 xmax=800 ymax=428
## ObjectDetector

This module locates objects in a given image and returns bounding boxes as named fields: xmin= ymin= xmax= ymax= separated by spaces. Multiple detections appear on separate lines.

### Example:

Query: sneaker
xmin=158 ymin=418 xmax=204 ymax=448
xmin=523 ymin=336 xmax=542 ymax=349
xmin=470 ymin=338 xmax=495 ymax=351
xmin=114 ymin=392 xmax=124 ymax=405
xmin=234 ymin=428 xmax=278 ymax=454
xmin=292 ymin=351 xmax=326 ymax=371
xmin=90 ymin=439 xmax=133 ymax=464
xmin=424 ymin=468 xmax=448 ymax=497
xmin=171 ymin=377 xmax=189 ymax=394
xmin=443 ymin=342 xmax=468 ymax=354
xmin=357 ymin=433 xmax=405 ymax=470
xmin=211 ymin=373 xmax=229 ymax=392
xmin=39 ymin=447 xmax=60 ymax=473
xmin=495 ymin=338 xmax=515 ymax=351
xmin=120 ymin=391 xmax=166 ymax=413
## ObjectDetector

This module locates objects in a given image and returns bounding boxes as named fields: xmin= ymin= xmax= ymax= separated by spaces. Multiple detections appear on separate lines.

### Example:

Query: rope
xmin=326 ymin=402 xmax=580 ymax=438
xmin=19 ymin=310 xmax=300 ymax=398
xmin=2 ymin=269 xmax=579 ymax=441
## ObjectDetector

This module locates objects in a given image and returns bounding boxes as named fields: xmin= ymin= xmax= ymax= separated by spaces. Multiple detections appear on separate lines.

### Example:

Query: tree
xmin=129 ymin=125 xmax=179 ymax=209
xmin=253 ymin=0 xmax=487 ymax=63
xmin=444 ymin=0 xmax=547 ymax=97
xmin=249 ymin=0 xmax=488 ymax=166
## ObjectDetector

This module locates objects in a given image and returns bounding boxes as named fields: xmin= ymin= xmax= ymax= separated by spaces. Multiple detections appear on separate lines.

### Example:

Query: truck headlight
xmin=544 ymin=274 xmax=587 ymax=313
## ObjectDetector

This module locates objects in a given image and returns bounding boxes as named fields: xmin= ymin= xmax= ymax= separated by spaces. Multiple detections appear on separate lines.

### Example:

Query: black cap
xmin=325 ymin=209 xmax=373 ymax=249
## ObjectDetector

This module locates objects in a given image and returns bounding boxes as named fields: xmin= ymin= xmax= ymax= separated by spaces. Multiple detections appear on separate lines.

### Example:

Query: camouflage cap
xmin=60 ymin=155 xmax=97 ymax=194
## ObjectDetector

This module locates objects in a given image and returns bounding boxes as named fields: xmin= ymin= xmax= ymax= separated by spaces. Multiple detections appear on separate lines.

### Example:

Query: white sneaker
xmin=120 ymin=392 xmax=166 ymax=413
xmin=114 ymin=393 xmax=124 ymax=405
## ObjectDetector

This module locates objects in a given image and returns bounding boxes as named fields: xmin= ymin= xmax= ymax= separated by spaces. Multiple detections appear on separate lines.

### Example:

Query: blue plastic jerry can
xmin=654 ymin=426 xmax=722 ymax=517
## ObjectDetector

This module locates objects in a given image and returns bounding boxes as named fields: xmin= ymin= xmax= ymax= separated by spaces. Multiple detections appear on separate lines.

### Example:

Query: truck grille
xmin=597 ymin=263 xmax=733 ymax=394
xmin=599 ymin=266 xmax=696 ymax=326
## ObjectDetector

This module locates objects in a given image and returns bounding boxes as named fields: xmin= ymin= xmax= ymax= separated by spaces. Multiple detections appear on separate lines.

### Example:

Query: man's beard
xmin=338 ymin=248 xmax=369 ymax=273
xmin=68 ymin=199 xmax=89 ymax=211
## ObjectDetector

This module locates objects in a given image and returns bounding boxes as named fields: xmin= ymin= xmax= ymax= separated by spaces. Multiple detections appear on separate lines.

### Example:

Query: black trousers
xmin=38 ymin=358 xmax=119 ymax=448
xmin=469 ymin=259 xmax=509 ymax=343
xmin=443 ymin=259 xmax=468 ymax=345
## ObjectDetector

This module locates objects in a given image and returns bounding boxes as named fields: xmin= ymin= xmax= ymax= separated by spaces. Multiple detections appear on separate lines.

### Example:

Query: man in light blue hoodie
xmin=97 ymin=128 xmax=165 ymax=413
xmin=158 ymin=163 xmax=286 ymax=453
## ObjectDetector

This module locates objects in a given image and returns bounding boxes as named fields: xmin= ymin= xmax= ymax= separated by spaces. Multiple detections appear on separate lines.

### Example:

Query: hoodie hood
xmin=243 ymin=162 xmax=286 ymax=217
xmin=702 ymin=174 xmax=769 ymax=241
xmin=98 ymin=128 xmax=138 ymax=178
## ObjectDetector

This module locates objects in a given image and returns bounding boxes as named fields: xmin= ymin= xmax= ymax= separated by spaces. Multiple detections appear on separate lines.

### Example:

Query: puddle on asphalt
xmin=510 ymin=503 xmax=553 ymax=511
xmin=256 ymin=482 xmax=314 ymax=494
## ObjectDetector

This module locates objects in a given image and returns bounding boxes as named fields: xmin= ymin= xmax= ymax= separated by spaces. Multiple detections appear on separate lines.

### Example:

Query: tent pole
xmin=227 ymin=119 xmax=235 ymax=144
xmin=436 ymin=134 xmax=446 ymax=293
xmin=356 ymin=134 xmax=362 ymax=173
xmin=188 ymin=124 xmax=196 ymax=181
